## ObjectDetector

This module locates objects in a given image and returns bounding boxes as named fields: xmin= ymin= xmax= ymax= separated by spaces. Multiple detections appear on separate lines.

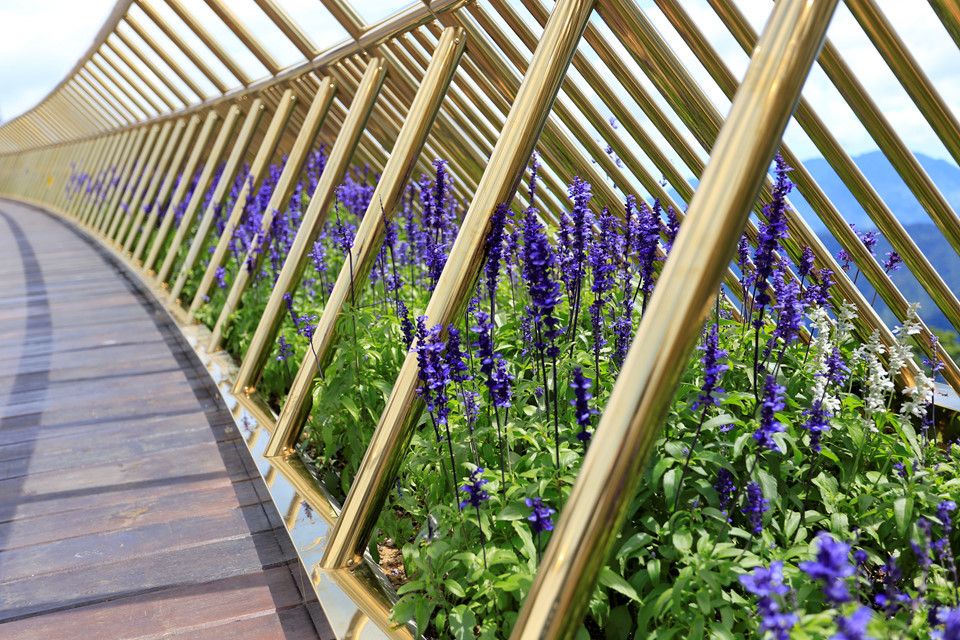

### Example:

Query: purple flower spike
xmin=754 ymin=375 xmax=786 ymax=453
xmin=525 ymin=497 xmax=555 ymax=534
xmin=459 ymin=468 xmax=490 ymax=510
xmin=694 ymin=323 xmax=728 ymax=410
xmin=742 ymin=482 xmax=769 ymax=534
xmin=570 ymin=367 xmax=595 ymax=443
xmin=739 ymin=561 xmax=798 ymax=640
xmin=799 ymin=532 xmax=855 ymax=605
xmin=831 ymin=606 xmax=872 ymax=640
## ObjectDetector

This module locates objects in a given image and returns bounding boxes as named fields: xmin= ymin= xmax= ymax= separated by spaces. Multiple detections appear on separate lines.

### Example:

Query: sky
xmin=0 ymin=0 xmax=957 ymax=167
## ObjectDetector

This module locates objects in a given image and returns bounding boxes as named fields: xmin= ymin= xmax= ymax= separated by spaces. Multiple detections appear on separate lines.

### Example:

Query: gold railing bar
xmin=673 ymin=0 xmax=960 ymax=388
xmin=96 ymin=126 xmax=149 ymax=233
xmin=99 ymin=44 xmax=168 ymax=115
xmin=144 ymin=110 xmax=220 ymax=271
xmin=85 ymin=130 xmax=133 ymax=226
xmin=927 ymin=0 xmax=960 ymax=49
xmin=202 ymin=0 xmax=282 ymax=75
xmin=90 ymin=54 xmax=156 ymax=118
xmin=157 ymin=104 xmax=241 ymax=283
xmin=208 ymin=78 xmax=336 ymax=350
xmin=133 ymin=114 xmax=203 ymax=261
xmin=597 ymin=0 xmax=906 ymax=375
xmin=105 ymin=38 xmax=179 ymax=111
xmin=114 ymin=27 xmax=192 ymax=106
xmin=254 ymin=0 xmax=319 ymax=59
xmin=162 ymin=0 xmax=254 ymax=85
xmin=108 ymin=120 xmax=169 ymax=241
xmin=68 ymin=77 xmax=126 ymax=129
xmin=120 ymin=118 xmax=185 ymax=250
xmin=511 ymin=1 xmax=838 ymax=635
xmin=122 ymin=15 xmax=209 ymax=100
xmin=735 ymin=0 xmax=960 ymax=257
xmin=273 ymin=26 xmax=465 ymax=447
xmin=79 ymin=132 xmax=126 ymax=225
xmin=321 ymin=0 xmax=593 ymax=570
xmin=235 ymin=59 xmax=385 ymax=399
xmin=169 ymin=99 xmax=264 ymax=303
xmin=187 ymin=90 xmax=297 ymax=316
xmin=134 ymin=0 xmax=231 ymax=93
xmin=846 ymin=0 xmax=960 ymax=168
xmin=84 ymin=61 xmax=146 ymax=121
xmin=320 ymin=0 xmax=365 ymax=39
xmin=77 ymin=68 xmax=136 ymax=124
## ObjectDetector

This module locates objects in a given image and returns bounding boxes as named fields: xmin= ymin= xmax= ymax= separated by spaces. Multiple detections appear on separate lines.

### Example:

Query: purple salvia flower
xmin=938 ymin=500 xmax=956 ymax=534
xmin=798 ymin=246 xmax=815 ymax=280
xmin=525 ymin=497 xmax=555 ymax=534
xmin=754 ymin=375 xmax=786 ymax=453
xmin=215 ymin=266 xmax=227 ymax=289
xmin=799 ymin=532 xmax=855 ymax=605
xmin=661 ymin=203 xmax=681 ymax=254
xmin=714 ymin=468 xmax=736 ymax=521
xmin=858 ymin=229 xmax=879 ymax=255
xmin=883 ymin=251 xmax=902 ymax=274
xmin=570 ymin=367 xmax=594 ymax=443
xmin=693 ymin=323 xmax=728 ymax=410
xmin=801 ymin=400 xmax=831 ymax=454
xmin=739 ymin=561 xmax=798 ymax=640
xmin=489 ymin=353 xmax=513 ymax=409
xmin=751 ymin=154 xmax=793 ymax=327
xmin=459 ymin=468 xmax=490 ymax=510
xmin=832 ymin=607 xmax=872 ymax=640
xmin=521 ymin=206 xmax=562 ymax=357
xmin=276 ymin=335 xmax=293 ymax=361
xmin=742 ymin=481 xmax=769 ymax=534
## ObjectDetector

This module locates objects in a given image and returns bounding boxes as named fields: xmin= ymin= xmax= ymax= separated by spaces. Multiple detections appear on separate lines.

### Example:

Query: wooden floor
xmin=0 ymin=200 xmax=332 ymax=639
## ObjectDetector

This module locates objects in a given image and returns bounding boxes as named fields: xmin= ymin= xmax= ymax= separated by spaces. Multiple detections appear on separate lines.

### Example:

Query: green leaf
xmin=894 ymin=496 xmax=913 ymax=537
xmin=672 ymin=530 xmax=692 ymax=554
xmin=497 ymin=504 xmax=527 ymax=521
xmin=445 ymin=579 xmax=466 ymax=599
xmin=663 ymin=468 xmax=680 ymax=508
xmin=449 ymin=605 xmax=477 ymax=640
xmin=599 ymin=566 xmax=641 ymax=602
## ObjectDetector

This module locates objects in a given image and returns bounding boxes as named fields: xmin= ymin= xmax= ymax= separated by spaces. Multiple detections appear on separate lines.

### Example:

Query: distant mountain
xmin=795 ymin=151 xmax=959 ymax=333
xmin=795 ymin=150 xmax=960 ymax=232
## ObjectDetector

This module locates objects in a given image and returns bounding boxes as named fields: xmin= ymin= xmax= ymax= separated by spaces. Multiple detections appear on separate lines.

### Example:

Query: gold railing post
xmin=320 ymin=0 xmax=596 ymax=570
xmin=187 ymin=90 xmax=296 ymax=316
xmin=132 ymin=115 xmax=201 ymax=260
xmin=156 ymin=105 xmax=242 ymax=284
xmin=168 ymin=100 xmax=264 ymax=304
xmin=143 ymin=110 xmax=220 ymax=272
xmin=511 ymin=1 xmax=838 ymax=636
xmin=272 ymin=26 xmax=465 ymax=456
xmin=107 ymin=122 xmax=165 ymax=241
xmin=235 ymin=58 xmax=385 ymax=402
xmin=208 ymin=77 xmax=336 ymax=350
xmin=96 ymin=126 xmax=148 ymax=235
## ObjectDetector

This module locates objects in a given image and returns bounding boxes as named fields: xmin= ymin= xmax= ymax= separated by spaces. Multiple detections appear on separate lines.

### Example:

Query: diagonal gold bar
xmin=87 ymin=131 xmax=135 ymax=226
xmin=845 ymin=0 xmax=960 ymax=169
xmin=90 ymin=55 xmax=154 ymax=118
xmin=157 ymin=105 xmax=242 ymax=284
xmin=511 ymin=1 xmax=839 ymax=635
xmin=187 ymin=90 xmax=297 ymax=316
xmin=120 ymin=118 xmax=186 ymax=251
xmin=122 ymin=15 xmax=209 ymax=100
xmin=109 ymin=120 xmax=171 ymax=243
xmin=100 ymin=41 xmax=170 ymax=113
xmin=253 ymin=0 xmax=319 ymax=59
xmin=272 ymin=26 xmax=465 ymax=458
xmin=320 ymin=0 xmax=593 ymax=570
xmin=169 ymin=99 xmax=265 ymax=303
xmin=114 ymin=27 xmax=191 ymax=106
xmin=144 ymin=110 xmax=220 ymax=272
xmin=95 ymin=127 xmax=149 ymax=234
xmin=208 ymin=77 xmax=337 ymax=350
xmin=665 ymin=0 xmax=960 ymax=389
xmin=928 ymin=0 xmax=960 ymax=49
xmin=79 ymin=132 xmax=126 ymax=226
xmin=132 ymin=115 xmax=200 ymax=260
xmin=104 ymin=38 xmax=179 ymax=111
xmin=164 ymin=0 xmax=253 ymax=86
xmin=133 ymin=1 xmax=230 ymax=94
xmin=202 ymin=0 xmax=282 ymax=75
xmin=237 ymin=57 xmax=385 ymax=445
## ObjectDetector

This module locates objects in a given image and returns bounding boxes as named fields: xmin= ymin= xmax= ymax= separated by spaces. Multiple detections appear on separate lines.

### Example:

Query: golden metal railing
xmin=0 ymin=0 xmax=958 ymax=637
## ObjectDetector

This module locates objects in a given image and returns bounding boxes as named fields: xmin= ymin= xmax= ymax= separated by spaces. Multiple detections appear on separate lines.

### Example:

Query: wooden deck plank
xmin=0 ymin=201 xmax=331 ymax=639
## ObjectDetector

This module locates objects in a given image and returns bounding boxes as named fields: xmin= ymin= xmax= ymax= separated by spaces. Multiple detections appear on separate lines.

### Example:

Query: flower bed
xmin=150 ymin=151 xmax=958 ymax=639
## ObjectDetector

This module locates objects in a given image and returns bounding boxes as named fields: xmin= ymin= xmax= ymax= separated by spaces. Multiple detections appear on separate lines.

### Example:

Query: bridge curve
xmin=0 ymin=199 xmax=330 ymax=639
